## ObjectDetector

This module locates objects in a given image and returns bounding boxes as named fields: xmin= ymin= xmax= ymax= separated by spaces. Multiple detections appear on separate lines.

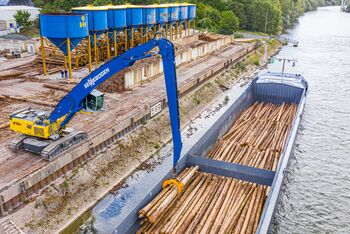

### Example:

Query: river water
xmin=270 ymin=6 xmax=350 ymax=233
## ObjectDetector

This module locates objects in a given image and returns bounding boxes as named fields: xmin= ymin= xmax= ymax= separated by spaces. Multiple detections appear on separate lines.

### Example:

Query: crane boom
xmin=9 ymin=38 xmax=183 ymax=167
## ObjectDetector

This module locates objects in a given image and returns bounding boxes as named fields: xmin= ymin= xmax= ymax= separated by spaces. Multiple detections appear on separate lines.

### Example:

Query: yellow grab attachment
xmin=162 ymin=179 xmax=184 ymax=194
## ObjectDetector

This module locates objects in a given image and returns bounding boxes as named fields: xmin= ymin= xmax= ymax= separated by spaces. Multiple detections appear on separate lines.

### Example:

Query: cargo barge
xmin=91 ymin=72 xmax=308 ymax=233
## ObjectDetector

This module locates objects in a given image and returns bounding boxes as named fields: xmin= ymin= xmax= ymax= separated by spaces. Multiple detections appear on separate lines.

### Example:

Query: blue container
xmin=106 ymin=5 xmax=127 ymax=29
xmin=72 ymin=6 xmax=108 ymax=33
xmin=126 ymin=5 xmax=143 ymax=27
xmin=167 ymin=4 xmax=179 ymax=23
xmin=188 ymin=4 xmax=196 ymax=20
xmin=142 ymin=5 xmax=156 ymax=26
xmin=156 ymin=5 xmax=168 ymax=24
xmin=179 ymin=3 xmax=188 ymax=21
xmin=40 ymin=13 xmax=89 ymax=55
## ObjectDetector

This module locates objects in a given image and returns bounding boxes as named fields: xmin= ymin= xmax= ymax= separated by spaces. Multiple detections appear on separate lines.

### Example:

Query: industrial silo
xmin=188 ymin=3 xmax=197 ymax=36
xmin=166 ymin=3 xmax=180 ymax=40
xmin=106 ymin=5 xmax=127 ymax=56
xmin=72 ymin=6 xmax=108 ymax=68
xmin=142 ymin=5 xmax=157 ymax=42
xmin=39 ymin=13 xmax=89 ymax=79
xmin=155 ymin=4 xmax=168 ymax=39
xmin=125 ymin=4 xmax=143 ymax=48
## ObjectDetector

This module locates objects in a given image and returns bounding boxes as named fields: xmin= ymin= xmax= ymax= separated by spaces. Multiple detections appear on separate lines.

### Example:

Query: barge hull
xmin=93 ymin=73 xmax=308 ymax=233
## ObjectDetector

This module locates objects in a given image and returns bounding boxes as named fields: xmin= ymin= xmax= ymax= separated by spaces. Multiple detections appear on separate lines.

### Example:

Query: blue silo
xmin=142 ymin=5 xmax=157 ymax=26
xmin=179 ymin=3 xmax=188 ymax=22
xmin=126 ymin=4 xmax=143 ymax=27
xmin=71 ymin=6 xmax=108 ymax=33
xmin=40 ymin=13 xmax=89 ymax=55
xmin=167 ymin=3 xmax=179 ymax=23
xmin=106 ymin=5 xmax=127 ymax=29
xmin=156 ymin=4 xmax=168 ymax=24
xmin=188 ymin=4 xmax=196 ymax=20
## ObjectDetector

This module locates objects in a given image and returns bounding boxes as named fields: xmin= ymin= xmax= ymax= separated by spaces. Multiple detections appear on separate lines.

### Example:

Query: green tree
xmin=218 ymin=11 xmax=239 ymax=35
xmin=14 ymin=10 xmax=32 ymax=33
xmin=247 ymin=0 xmax=282 ymax=34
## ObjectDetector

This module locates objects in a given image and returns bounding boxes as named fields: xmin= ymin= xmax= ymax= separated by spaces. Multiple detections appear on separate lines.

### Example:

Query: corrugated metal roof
xmin=0 ymin=0 xmax=34 ymax=7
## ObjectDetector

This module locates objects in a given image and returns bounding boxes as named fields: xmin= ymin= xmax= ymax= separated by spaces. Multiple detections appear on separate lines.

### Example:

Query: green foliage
xmin=219 ymin=11 xmax=239 ymax=35
xmin=247 ymin=0 xmax=282 ymax=34
xmin=14 ymin=10 xmax=32 ymax=33
xmin=195 ymin=3 xmax=221 ymax=31
xmin=234 ymin=32 xmax=244 ymax=38
xmin=33 ymin=0 xmax=342 ymax=33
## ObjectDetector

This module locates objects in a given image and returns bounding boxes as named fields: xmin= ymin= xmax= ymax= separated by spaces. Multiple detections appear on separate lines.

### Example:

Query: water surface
xmin=271 ymin=6 xmax=350 ymax=233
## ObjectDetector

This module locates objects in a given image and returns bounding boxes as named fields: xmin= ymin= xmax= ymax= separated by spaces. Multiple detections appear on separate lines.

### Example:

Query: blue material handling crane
xmin=9 ymin=38 xmax=183 ymax=169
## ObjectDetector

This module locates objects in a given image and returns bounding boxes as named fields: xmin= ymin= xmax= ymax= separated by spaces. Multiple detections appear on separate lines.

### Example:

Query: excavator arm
xmin=48 ymin=38 xmax=182 ymax=167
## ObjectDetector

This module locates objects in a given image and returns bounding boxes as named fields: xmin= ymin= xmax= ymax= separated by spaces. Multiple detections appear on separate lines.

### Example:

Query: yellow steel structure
xmin=88 ymin=35 xmax=92 ymax=72
xmin=124 ymin=28 xmax=128 ymax=51
xmin=67 ymin=37 xmax=73 ymax=79
xmin=40 ymin=36 xmax=47 ymax=75
xmin=113 ymin=30 xmax=117 ymax=56
xmin=106 ymin=32 xmax=111 ymax=59
xmin=94 ymin=33 xmax=98 ymax=68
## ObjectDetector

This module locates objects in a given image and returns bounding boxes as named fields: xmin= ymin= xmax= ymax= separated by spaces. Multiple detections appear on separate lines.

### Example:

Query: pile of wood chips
xmin=138 ymin=166 xmax=267 ymax=234
xmin=208 ymin=102 xmax=297 ymax=170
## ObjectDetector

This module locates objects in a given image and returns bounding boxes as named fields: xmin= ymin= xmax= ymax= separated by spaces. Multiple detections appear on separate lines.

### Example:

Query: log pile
xmin=198 ymin=32 xmax=227 ymax=42
xmin=35 ymin=38 xmax=89 ymax=67
xmin=138 ymin=169 xmax=267 ymax=234
xmin=35 ymin=35 xmax=117 ymax=68
xmin=207 ymin=102 xmax=298 ymax=170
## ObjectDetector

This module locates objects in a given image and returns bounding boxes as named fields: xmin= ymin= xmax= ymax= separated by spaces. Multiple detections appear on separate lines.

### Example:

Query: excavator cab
xmin=82 ymin=89 xmax=104 ymax=112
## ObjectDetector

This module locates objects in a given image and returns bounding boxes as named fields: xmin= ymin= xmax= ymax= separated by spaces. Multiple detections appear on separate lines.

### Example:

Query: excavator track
xmin=41 ymin=131 xmax=87 ymax=161
xmin=9 ymin=135 xmax=27 ymax=152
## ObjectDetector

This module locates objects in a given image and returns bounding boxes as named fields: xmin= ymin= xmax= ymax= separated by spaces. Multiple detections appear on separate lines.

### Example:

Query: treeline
xmin=33 ymin=0 xmax=341 ymax=35
xmin=189 ymin=0 xmax=341 ymax=34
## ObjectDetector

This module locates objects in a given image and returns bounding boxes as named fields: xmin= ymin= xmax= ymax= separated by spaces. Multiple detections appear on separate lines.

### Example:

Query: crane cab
xmin=83 ymin=89 xmax=105 ymax=112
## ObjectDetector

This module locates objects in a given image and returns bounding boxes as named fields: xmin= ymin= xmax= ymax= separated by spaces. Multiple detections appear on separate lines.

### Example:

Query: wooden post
xmin=40 ymin=36 xmax=47 ymax=76
xmin=146 ymin=26 xmax=149 ymax=42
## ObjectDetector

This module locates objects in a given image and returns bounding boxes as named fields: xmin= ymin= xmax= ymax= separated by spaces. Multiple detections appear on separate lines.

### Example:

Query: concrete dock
xmin=0 ymin=37 xmax=256 ymax=216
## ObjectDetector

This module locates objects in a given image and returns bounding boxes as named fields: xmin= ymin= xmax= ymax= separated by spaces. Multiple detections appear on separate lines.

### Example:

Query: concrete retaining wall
xmin=124 ymin=37 xmax=233 ymax=89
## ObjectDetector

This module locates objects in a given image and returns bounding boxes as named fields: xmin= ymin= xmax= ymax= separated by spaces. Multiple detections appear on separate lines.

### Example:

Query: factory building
xmin=0 ymin=2 xmax=39 ymax=35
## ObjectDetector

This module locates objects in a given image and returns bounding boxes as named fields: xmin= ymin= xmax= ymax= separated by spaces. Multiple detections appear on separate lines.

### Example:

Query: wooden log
xmin=147 ymin=166 xmax=199 ymax=223
xmin=0 ymin=123 xmax=10 ymax=129
xmin=161 ymin=173 xmax=206 ymax=233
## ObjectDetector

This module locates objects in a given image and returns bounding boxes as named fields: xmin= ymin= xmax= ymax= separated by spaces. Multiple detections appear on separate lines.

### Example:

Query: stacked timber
xmin=138 ymin=169 xmax=267 ymax=234
xmin=198 ymin=32 xmax=227 ymax=42
xmin=35 ymin=35 xmax=118 ymax=68
xmin=207 ymin=102 xmax=298 ymax=170
xmin=35 ymin=38 xmax=88 ymax=67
